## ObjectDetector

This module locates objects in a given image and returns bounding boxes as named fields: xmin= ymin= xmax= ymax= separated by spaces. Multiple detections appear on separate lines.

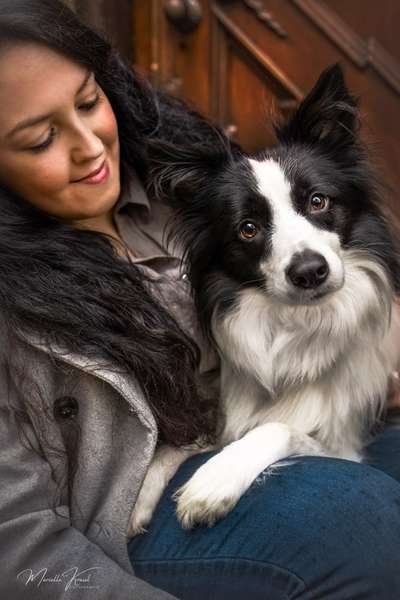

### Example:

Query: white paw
xmin=126 ymin=445 xmax=204 ymax=537
xmin=173 ymin=457 xmax=243 ymax=529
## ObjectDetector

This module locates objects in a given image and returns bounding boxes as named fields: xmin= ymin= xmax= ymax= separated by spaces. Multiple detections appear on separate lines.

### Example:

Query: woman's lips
xmin=74 ymin=160 xmax=109 ymax=184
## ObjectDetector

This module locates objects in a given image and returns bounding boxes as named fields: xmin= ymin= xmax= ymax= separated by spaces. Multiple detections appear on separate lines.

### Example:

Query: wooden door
xmin=132 ymin=0 xmax=400 ymax=220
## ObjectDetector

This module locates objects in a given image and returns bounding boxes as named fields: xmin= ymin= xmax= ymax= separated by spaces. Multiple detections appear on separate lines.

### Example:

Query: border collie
xmin=128 ymin=64 xmax=400 ymax=536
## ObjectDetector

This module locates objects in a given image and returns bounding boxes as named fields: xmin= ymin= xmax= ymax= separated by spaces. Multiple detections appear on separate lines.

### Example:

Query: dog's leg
xmin=127 ymin=444 xmax=211 ymax=537
xmin=174 ymin=422 xmax=325 ymax=529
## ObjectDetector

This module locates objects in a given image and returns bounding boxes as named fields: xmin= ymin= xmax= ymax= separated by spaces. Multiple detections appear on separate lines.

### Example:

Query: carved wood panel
xmin=210 ymin=2 xmax=302 ymax=150
xmin=132 ymin=1 xmax=399 ymax=218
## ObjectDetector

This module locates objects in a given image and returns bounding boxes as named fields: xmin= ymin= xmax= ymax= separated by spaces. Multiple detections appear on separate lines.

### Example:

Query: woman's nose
xmin=70 ymin=121 xmax=104 ymax=164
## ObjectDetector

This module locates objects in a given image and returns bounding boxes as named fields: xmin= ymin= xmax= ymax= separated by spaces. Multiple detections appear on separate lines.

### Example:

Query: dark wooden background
xmin=71 ymin=0 xmax=400 ymax=222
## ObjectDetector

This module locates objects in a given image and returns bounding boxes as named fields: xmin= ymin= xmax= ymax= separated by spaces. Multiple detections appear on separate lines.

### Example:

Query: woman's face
xmin=0 ymin=42 xmax=120 ymax=224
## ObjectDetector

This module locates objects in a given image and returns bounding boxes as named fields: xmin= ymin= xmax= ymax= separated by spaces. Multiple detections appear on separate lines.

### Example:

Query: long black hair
xmin=0 ymin=0 xmax=220 ymax=448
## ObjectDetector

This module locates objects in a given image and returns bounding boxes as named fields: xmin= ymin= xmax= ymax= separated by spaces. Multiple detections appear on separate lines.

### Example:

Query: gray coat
xmin=0 ymin=326 xmax=177 ymax=599
xmin=0 ymin=172 xmax=217 ymax=599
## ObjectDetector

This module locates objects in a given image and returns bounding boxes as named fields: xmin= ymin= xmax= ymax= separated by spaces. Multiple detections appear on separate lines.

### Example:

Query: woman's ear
xmin=275 ymin=64 xmax=359 ymax=149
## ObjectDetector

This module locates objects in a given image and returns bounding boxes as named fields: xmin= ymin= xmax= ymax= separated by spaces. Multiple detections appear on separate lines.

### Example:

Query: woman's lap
xmin=128 ymin=427 xmax=400 ymax=599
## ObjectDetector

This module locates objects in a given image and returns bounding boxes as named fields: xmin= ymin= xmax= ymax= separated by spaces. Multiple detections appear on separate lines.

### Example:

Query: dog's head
xmin=147 ymin=64 xmax=399 ymax=310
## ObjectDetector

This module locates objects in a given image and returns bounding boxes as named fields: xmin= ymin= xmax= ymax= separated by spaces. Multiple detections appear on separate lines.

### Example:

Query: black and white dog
xmin=128 ymin=64 xmax=400 ymax=536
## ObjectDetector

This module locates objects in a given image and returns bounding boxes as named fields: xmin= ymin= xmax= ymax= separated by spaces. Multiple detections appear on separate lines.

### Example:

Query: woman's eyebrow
xmin=6 ymin=69 xmax=93 ymax=139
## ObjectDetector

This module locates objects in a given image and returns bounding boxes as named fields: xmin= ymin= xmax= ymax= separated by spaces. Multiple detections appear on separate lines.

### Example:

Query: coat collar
xmin=18 ymin=330 xmax=157 ymax=435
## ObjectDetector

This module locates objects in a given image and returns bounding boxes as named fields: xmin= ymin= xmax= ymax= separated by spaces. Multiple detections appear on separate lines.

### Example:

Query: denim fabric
xmin=128 ymin=427 xmax=400 ymax=599
xmin=365 ymin=425 xmax=400 ymax=482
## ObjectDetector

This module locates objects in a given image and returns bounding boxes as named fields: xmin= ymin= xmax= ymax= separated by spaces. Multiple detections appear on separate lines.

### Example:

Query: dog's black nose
xmin=286 ymin=250 xmax=329 ymax=289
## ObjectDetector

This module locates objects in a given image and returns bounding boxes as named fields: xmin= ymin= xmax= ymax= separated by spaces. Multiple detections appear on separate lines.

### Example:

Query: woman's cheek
xmin=97 ymin=94 xmax=119 ymax=149
xmin=14 ymin=152 xmax=71 ymax=214
xmin=30 ymin=152 xmax=69 ymax=193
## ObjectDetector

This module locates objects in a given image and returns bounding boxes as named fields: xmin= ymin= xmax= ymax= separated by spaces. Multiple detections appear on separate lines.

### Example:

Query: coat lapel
xmin=18 ymin=331 xmax=157 ymax=435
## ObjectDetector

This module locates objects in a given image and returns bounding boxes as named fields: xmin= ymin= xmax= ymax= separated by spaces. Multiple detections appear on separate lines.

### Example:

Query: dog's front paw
xmin=173 ymin=458 xmax=241 ymax=529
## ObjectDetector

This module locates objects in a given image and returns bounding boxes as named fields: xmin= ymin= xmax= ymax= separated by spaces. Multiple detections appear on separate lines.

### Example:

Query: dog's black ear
xmin=275 ymin=64 xmax=359 ymax=148
xmin=146 ymin=129 xmax=234 ymax=207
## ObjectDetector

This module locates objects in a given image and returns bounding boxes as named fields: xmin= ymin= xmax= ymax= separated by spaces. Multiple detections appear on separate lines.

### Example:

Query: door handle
xmin=164 ymin=0 xmax=202 ymax=34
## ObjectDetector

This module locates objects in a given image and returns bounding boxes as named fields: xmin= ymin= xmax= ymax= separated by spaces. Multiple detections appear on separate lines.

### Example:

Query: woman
xmin=0 ymin=1 xmax=399 ymax=599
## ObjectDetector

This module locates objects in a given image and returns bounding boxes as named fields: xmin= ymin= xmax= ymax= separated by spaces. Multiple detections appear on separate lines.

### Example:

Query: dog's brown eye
xmin=309 ymin=193 xmax=330 ymax=213
xmin=239 ymin=222 xmax=259 ymax=240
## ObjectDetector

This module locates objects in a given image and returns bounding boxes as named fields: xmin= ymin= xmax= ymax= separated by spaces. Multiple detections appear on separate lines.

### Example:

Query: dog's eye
xmin=239 ymin=221 xmax=259 ymax=240
xmin=309 ymin=193 xmax=330 ymax=213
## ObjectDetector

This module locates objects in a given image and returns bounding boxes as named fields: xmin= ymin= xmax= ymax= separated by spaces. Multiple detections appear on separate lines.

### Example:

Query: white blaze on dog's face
xmin=249 ymin=158 xmax=344 ymax=304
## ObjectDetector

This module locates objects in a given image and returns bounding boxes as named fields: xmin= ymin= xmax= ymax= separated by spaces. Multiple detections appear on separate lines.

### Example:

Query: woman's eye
xmin=79 ymin=94 xmax=100 ymax=112
xmin=239 ymin=221 xmax=259 ymax=240
xmin=30 ymin=127 xmax=57 ymax=153
xmin=309 ymin=193 xmax=330 ymax=213
xmin=29 ymin=95 xmax=101 ymax=153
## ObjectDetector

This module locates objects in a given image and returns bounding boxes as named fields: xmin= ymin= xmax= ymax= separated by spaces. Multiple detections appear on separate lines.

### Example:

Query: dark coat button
xmin=53 ymin=396 xmax=79 ymax=420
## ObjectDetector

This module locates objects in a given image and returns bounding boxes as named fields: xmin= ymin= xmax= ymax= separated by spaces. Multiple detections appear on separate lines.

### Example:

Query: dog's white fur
xmin=127 ymin=159 xmax=399 ymax=536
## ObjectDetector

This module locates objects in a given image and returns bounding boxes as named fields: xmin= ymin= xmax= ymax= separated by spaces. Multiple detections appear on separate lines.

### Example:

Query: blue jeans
xmin=128 ymin=426 xmax=400 ymax=599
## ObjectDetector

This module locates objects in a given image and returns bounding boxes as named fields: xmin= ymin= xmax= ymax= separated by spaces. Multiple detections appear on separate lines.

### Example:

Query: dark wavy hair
xmin=0 ymin=0 xmax=220 ymax=452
